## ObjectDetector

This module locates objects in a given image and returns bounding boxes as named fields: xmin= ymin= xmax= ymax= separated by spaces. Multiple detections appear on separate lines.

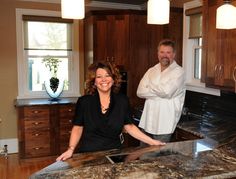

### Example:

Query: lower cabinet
xmin=17 ymin=102 xmax=76 ymax=159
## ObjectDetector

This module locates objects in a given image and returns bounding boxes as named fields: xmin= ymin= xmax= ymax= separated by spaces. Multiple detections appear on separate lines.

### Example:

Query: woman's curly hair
xmin=85 ymin=61 xmax=122 ymax=95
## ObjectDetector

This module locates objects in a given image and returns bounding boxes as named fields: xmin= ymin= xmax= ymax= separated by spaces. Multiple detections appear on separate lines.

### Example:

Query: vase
xmin=44 ymin=78 xmax=64 ymax=101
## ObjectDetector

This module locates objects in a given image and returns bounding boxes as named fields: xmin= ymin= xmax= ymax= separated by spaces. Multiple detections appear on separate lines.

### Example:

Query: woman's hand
xmin=56 ymin=149 xmax=73 ymax=161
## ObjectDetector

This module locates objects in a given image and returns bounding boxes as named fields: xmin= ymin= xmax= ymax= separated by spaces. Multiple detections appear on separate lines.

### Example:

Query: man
xmin=137 ymin=39 xmax=186 ymax=143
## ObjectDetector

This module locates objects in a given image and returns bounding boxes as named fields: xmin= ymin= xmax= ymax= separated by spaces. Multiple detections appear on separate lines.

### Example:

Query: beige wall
xmin=0 ymin=1 xmax=84 ymax=139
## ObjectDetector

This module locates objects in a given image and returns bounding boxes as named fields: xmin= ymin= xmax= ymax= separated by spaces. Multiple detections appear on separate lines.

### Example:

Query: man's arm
xmin=137 ymin=69 xmax=157 ymax=99
xmin=149 ymin=69 xmax=185 ymax=99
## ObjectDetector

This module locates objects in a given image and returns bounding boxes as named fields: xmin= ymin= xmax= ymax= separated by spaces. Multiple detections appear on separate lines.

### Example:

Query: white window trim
xmin=16 ymin=8 xmax=81 ymax=99
xmin=183 ymin=0 xmax=220 ymax=96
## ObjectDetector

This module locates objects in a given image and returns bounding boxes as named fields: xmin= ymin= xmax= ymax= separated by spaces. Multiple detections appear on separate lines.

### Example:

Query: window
xmin=193 ymin=38 xmax=202 ymax=80
xmin=16 ymin=9 xmax=80 ymax=99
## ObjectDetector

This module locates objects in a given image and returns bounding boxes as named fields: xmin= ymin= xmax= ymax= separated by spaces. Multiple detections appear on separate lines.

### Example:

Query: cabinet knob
xmin=219 ymin=64 xmax=224 ymax=79
xmin=33 ymin=122 xmax=40 ymax=125
xmin=34 ymin=147 xmax=40 ymax=150
xmin=33 ymin=111 xmax=39 ymax=114
xmin=34 ymin=133 xmax=40 ymax=136
xmin=68 ymin=109 xmax=72 ymax=112
xmin=69 ymin=120 xmax=72 ymax=123
xmin=214 ymin=65 xmax=220 ymax=79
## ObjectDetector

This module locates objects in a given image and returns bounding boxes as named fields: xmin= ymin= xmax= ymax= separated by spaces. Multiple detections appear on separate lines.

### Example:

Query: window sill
xmin=186 ymin=81 xmax=220 ymax=96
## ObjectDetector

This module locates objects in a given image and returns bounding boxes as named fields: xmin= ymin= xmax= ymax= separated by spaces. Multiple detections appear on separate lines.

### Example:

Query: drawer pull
xmin=33 ymin=122 xmax=41 ymax=125
xmin=34 ymin=147 xmax=41 ymax=150
xmin=69 ymin=120 xmax=72 ymax=123
xmin=33 ymin=111 xmax=39 ymax=114
xmin=34 ymin=133 xmax=40 ymax=136
xmin=233 ymin=66 xmax=236 ymax=82
xmin=68 ymin=109 xmax=72 ymax=112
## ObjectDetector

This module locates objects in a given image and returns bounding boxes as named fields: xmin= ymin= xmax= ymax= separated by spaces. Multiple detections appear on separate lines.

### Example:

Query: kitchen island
xmin=30 ymin=113 xmax=236 ymax=179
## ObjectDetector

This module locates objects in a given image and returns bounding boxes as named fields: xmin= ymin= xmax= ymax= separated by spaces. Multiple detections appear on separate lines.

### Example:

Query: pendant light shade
xmin=147 ymin=0 xmax=170 ymax=25
xmin=216 ymin=1 xmax=236 ymax=29
xmin=61 ymin=0 xmax=85 ymax=19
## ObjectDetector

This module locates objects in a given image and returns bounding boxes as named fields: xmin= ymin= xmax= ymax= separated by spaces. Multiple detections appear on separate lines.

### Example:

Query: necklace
xmin=101 ymin=105 xmax=109 ymax=112
xmin=100 ymin=96 xmax=110 ymax=113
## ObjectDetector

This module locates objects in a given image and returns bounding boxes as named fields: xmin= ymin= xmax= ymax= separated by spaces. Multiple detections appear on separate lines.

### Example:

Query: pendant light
xmin=147 ymin=0 xmax=170 ymax=25
xmin=216 ymin=0 xmax=236 ymax=29
xmin=61 ymin=0 xmax=85 ymax=19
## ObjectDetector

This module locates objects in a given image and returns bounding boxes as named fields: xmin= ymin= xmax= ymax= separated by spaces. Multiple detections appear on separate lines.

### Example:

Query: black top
xmin=73 ymin=92 xmax=133 ymax=153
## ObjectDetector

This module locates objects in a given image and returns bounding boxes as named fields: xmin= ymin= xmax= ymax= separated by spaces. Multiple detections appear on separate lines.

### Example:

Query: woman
xmin=57 ymin=61 xmax=165 ymax=161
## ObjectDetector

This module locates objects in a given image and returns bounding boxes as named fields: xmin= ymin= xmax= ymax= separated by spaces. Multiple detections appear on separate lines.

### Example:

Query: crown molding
xmin=19 ymin=0 xmax=143 ymax=10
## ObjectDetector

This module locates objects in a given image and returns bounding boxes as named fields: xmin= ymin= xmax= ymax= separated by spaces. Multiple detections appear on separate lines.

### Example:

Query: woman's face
xmin=95 ymin=68 xmax=114 ymax=93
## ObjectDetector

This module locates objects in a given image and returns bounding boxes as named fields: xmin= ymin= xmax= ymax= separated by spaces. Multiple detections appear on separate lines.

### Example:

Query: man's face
xmin=158 ymin=45 xmax=175 ymax=68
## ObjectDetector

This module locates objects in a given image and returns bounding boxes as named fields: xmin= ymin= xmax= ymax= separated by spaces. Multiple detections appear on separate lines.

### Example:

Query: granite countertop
xmin=14 ymin=97 xmax=78 ymax=107
xmin=30 ymin=114 xmax=236 ymax=179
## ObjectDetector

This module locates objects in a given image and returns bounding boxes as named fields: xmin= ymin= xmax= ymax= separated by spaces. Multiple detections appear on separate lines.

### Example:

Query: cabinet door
xmin=94 ymin=15 xmax=129 ymax=65
xmin=204 ymin=0 xmax=236 ymax=92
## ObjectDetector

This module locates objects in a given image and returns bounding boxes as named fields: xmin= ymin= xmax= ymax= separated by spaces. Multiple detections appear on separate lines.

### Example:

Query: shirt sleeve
xmin=72 ymin=97 xmax=84 ymax=126
xmin=136 ymin=69 xmax=157 ymax=99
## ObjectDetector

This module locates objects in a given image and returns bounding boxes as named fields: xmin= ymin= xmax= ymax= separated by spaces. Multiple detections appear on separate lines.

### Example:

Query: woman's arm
xmin=56 ymin=125 xmax=83 ymax=161
xmin=123 ymin=124 xmax=165 ymax=146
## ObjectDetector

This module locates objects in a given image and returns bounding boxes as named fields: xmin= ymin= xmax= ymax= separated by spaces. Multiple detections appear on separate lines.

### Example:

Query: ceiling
xmin=89 ymin=0 xmax=193 ymax=7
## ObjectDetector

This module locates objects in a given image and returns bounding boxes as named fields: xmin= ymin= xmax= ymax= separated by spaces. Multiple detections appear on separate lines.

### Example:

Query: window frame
xmin=16 ymin=8 xmax=80 ymax=99
xmin=183 ymin=0 xmax=220 ymax=96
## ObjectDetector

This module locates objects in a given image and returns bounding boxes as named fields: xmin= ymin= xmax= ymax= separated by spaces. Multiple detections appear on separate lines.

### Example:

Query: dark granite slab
xmin=14 ymin=97 xmax=78 ymax=107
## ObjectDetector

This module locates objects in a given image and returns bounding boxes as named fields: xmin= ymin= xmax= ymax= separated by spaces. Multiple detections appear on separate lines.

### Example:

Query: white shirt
xmin=137 ymin=61 xmax=186 ymax=135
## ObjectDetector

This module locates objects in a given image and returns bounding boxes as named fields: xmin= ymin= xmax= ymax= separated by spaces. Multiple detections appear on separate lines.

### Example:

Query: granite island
xmin=30 ymin=112 xmax=236 ymax=179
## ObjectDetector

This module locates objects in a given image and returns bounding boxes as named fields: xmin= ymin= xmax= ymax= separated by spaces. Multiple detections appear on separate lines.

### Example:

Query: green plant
xmin=42 ymin=57 xmax=61 ymax=78
xmin=42 ymin=57 xmax=62 ymax=92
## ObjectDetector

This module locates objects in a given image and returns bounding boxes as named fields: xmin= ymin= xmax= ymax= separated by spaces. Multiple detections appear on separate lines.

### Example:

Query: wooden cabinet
xmin=16 ymin=98 xmax=77 ymax=159
xmin=85 ymin=9 xmax=183 ymax=106
xmin=171 ymin=127 xmax=203 ymax=142
xmin=203 ymin=0 xmax=236 ymax=92
xmin=20 ymin=106 xmax=51 ymax=158
xmin=58 ymin=104 xmax=75 ymax=153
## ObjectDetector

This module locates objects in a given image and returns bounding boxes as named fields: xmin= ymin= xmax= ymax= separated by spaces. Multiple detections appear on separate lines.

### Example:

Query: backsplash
xmin=184 ymin=90 xmax=236 ymax=119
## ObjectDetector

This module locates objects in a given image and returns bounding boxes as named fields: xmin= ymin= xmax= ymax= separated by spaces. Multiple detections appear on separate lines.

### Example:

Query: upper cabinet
xmin=84 ymin=10 xmax=183 ymax=106
xmin=203 ymin=0 xmax=236 ymax=92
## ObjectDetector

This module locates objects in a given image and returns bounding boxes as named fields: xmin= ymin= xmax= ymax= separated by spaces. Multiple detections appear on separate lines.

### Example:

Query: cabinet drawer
xmin=25 ymin=145 xmax=51 ymax=158
xmin=60 ymin=128 xmax=71 ymax=138
xmin=60 ymin=118 xmax=73 ymax=126
xmin=59 ymin=105 xmax=75 ymax=118
xmin=24 ymin=106 xmax=49 ymax=119
xmin=25 ymin=130 xmax=50 ymax=141
xmin=24 ymin=119 xmax=50 ymax=130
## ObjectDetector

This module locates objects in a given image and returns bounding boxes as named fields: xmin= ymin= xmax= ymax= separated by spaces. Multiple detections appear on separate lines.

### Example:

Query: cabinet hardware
xmin=233 ymin=66 xmax=236 ymax=82
xmin=214 ymin=65 xmax=220 ymax=79
xmin=219 ymin=65 xmax=224 ymax=78
xmin=33 ymin=122 xmax=41 ymax=125
xmin=33 ymin=111 xmax=39 ymax=114
xmin=68 ymin=109 xmax=72 ymax=112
